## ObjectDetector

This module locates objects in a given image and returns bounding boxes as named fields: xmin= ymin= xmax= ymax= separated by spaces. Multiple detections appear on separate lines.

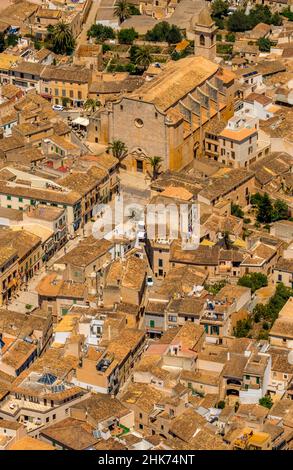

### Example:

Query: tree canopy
xmin=118 ymin=27 xmax=138 ymax=44
xmin=250 ymin=193 xmax=289 ymax=224
xmin=49 ymin=22 xmax=75 ymax=55
xmin=227 ymin=5 xmax=282 ymax=32
xmin=87 ymin=23 xmax=115 ymax=42
xmin=145 ymin=22 xmax=182 ymax=44
xmin=238 ymin=273 xmax=268 ymax=293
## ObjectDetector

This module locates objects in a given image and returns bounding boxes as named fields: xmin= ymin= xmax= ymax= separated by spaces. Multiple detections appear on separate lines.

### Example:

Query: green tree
xmin=271 ymin=12 xmax=282 ymax=25
xmin=6 ymin=33 xmax=18 ymax=48
xmin=253 ymin=303 xmax=268 ymax=323
xmin=281 ymin=7 xmax=293 ymax=21
xmin=272 ymin=199 xmax=288 ymax=221
xmin=107 ymin=139 xmax=128 ymax=161
xmin=257 ymin=193 xmax=273 ymax=223
xmin=129 ymin=4 xmax=141 ymax=15
xmin=204 ymin=280 xmax=227 ymax=295
xmin=234 ymin=318 xmax=252 ymax=338
xmin=227 ymin=10 xmax=250 ymax=32
xmin=226 ymin=33 xmax=236 ymax=42
xmin=259 ymin=395 xmax=273 ymax=409
xmin=166 ymin=25 xmax=182 ymax=44
xmin=118 ymin=27 xmax=138 ymax=44
xmin=83 ymin=98 xmax=101 ymax=114
xmin=114 ymin=0 xmax=131 ymax=24
xmin=146 ymin=156 xmax=162 ymax=180
xmin=231 ymin=203 xmax=244 ymax=218
xmin=212 ymin=0 xmax=229 ymax=19
xmin=216 ymin=400 xmax=226 ymax=409
xmin=34 ymin=39 xmax=42 ymax=50
xmin=257 ymin=37 xmax=272 ymax=52
xmin=250 ymin=192 xmax=263 ymax=207
xmin=50 ymin=21 xmax=75 ymax=55
xmin=134 ymin=46 xmax=153 ymax=69
xmin=238 ymin=273 xmax=268 ymax=293
xmin=87 ymin=24 xmax=115 ymax=42
xmin=145 ymin=21 xmax=171 ymax=42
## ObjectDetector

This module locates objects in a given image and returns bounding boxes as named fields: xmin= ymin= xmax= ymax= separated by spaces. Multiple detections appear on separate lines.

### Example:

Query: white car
xmin=52 ymin=104 xmax=64 ymax=111
xmin=146 ymin=276 xmax=154 ymax=287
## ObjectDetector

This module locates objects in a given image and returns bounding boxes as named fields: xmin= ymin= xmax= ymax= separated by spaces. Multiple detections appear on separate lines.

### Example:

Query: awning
xmin=72 ymin=117 xmax=89 ymax=127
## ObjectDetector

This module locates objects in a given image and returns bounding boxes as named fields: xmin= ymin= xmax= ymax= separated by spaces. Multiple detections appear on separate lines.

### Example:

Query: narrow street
xmin=77 ymin=0 xmax=102 ymax=46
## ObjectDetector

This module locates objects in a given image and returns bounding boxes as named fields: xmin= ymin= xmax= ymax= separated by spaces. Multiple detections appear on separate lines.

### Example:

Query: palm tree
xmin=107 ymin=139 xmax=128 ymax=161
xmin=84 ymin=98 xmax=101 ymax=114
xmin=147 ymin=156 xmax=162 ymax=180
xmin=134 ymin=46 xmax=153 ymax=70
xmin=114 ymin=0 xmax=131 ymax=24
xmin=50 ymin=21 xmax=75 ymax=55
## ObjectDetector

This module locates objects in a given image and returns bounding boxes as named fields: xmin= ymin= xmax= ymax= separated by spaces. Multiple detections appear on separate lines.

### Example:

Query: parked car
xmin=52 ymin=104 xmax=64 ymax=111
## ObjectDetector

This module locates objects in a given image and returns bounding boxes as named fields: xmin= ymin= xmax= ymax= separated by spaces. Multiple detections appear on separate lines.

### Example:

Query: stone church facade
xmin=88 ymin=8 xmax=235 ymax=174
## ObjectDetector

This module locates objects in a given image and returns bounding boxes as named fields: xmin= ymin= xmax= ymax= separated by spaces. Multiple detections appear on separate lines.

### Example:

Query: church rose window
xmin=135 ymin=118 xmax=144 ymax=128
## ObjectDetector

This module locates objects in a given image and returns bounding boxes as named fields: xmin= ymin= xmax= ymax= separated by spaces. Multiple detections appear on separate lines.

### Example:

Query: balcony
xmin=201 ymin=311 xmax=226 ymax=324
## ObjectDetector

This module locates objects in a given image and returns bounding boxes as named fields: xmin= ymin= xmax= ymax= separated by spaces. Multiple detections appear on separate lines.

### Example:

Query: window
xmin=168 ymin=315 xmax=177 ymax=323
xmin=158 ymin=258 xmax=163 ymax=267
xmin=52 ymin=414 xmax=56 ymax=420
xmin=200 ymin=34 xmax=205 ymax=46
xmin=62 ymin=89 xmax=66 ymax=97
xmin=246 ymin=375 xmax=250 ymax=380
xmin=70 ymin=90 xmax=73 ymax=98
xmin=278 ymin=274 xmax=282 ymax=282
xmin=150 ymin=320 xmax=155 ymax=328
xmin=78 ymin=91 xmax=82 ymax=100
xmin=18 ymin=197 xmax=23 ymax=202
xmin=135 ymin=118 xmax=143 ymax=128
xmin=46 ymin=417 xmax=49 ymax=423
xmin=139 ymin=424 xmax=143 ymax=430
xmin=7 ymin=195 xmax=11 ymax=201
xmin=55 ymin=89 xmax=59 ymax=96
xmin=139 ymin=413 xmax=143 ymax=419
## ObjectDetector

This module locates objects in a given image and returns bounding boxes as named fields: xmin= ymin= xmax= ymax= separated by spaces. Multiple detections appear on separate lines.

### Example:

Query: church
xmin=89 ymin=6 xmax=235 ymax=173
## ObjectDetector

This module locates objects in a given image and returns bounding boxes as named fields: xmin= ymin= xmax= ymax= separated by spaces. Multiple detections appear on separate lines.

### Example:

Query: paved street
xmin=77 ymin=0 xmax=102 ymax=46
